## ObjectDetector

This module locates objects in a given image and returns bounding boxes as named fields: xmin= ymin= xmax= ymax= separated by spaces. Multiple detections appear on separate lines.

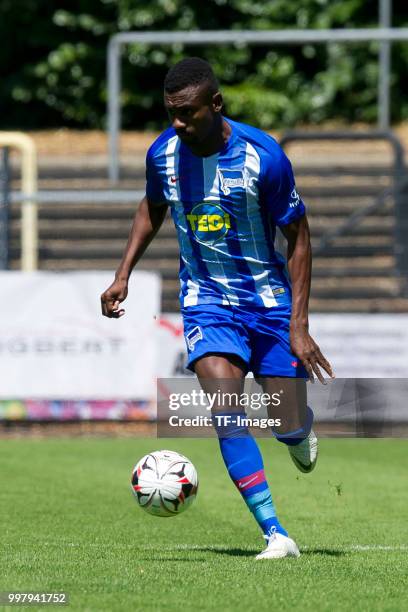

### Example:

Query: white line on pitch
xmin=301 ymin=545 xmax=408 ymax=551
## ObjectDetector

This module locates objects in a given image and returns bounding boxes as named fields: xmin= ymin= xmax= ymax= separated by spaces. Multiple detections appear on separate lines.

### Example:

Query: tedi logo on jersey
xmin=186 ymin=203 xmax=231 ymax=245
xmin=217 ymin=168 xmax=256 ymax=195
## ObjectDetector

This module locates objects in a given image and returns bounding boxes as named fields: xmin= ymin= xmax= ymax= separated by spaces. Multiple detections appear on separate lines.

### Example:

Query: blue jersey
xmin=145 ymin=118 xmax=306 ymax=309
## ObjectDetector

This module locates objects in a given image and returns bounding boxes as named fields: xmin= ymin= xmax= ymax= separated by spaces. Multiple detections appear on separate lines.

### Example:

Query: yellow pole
xmin=0 ymin=132 xmax=38 ymax=270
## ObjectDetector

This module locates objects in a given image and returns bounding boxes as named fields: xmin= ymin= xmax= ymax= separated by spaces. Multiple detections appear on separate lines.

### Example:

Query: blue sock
xmin=213 ymin=412 xmax=288 ymax=538
xmin=274 ymin=406 xmax=314 ymax=446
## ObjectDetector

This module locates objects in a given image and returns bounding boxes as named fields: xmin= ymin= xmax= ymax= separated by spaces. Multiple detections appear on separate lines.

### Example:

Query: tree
xmin=1 ymin=0 xmax=407 ymax=129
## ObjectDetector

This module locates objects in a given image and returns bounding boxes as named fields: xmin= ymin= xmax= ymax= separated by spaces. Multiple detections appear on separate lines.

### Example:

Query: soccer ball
xmin=131 ymin=450 xmax=198 ymax=517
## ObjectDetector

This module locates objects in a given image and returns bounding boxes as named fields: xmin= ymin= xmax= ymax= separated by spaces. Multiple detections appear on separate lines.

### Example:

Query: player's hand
xmin=100 ymin=279 xmax=128 ymax=318
xmin=289 ymin=323 xmax=334 ymax=384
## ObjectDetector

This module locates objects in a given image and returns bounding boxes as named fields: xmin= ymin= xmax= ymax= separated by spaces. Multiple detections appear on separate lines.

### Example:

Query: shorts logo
xmin=272 ymin=287 xmax=286 ymax=296
xmin=186 ymin=203 xmax=231 ymax=245
xmin=289 ymin=188 xmax=300 ymax=208
xmin=217 ymin=168 xmax=256 ymax=195
xmin=186 ymin=326 xmax=203 ymax=352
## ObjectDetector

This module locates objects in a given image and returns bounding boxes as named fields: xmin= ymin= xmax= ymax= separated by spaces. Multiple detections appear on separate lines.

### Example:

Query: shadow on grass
xmin=196 ymin=547 xmax=347 ymax=558
xmin=298 ymin=548 xmax=346 ymax=557
xmin=138 ymin=557 xmax=209 ymax=562
xmin=197 ymin=547 xmax=259 ymax=557
xmin=138 ymin=546 xmax=347 ymax=560
xmin=137 ymin=548 xmax=258 ymax=559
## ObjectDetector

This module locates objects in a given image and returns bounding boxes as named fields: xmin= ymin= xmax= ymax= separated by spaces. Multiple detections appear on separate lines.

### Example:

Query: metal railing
xmin=280 ymin=130 xmax=408 ymax=292
xmin=10 ymin=190 xmax=144 ymax=204
xmin=0 ymin=148 xmax=10 ymax=269
xmin=8 ymin=188 xmax=144 ymax=272
xmin=107 ymin=21 xmax=408 ymax=182
xmin=0 ymin=133 xmax=38 ymax=270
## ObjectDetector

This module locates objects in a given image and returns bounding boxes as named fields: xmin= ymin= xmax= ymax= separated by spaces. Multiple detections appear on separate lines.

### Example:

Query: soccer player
xmin=101 ymin=57 xmax=334 ymax=559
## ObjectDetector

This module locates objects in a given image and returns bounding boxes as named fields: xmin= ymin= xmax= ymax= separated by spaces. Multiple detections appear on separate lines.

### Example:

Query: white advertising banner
xmin=156 ymin=314 xmax=191 ymax=378
xmin=156 ymin=312 xmax=408 ymax=426
xmin=157 ymin=313 xmax=408 ymax=379
xmin=1 ymin=271 xmax=407 ymax=404
xmin=0 ymin=272 xmax=160 ymax=399
xmin=309 ymin=314 xmax=408 ymax=378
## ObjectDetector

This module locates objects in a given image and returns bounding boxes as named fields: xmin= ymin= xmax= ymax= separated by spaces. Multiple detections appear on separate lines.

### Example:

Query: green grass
xmin=0 ymin=437 xmax=407 ymax=611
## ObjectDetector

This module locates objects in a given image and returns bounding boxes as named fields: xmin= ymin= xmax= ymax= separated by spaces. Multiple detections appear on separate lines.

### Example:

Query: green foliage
xmin=1 ymin=0 xmax=408 ymax=129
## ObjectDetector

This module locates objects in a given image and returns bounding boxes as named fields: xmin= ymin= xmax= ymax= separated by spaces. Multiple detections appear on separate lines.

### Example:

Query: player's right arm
xmin=100 ymin=195 xmax=168 ymax=318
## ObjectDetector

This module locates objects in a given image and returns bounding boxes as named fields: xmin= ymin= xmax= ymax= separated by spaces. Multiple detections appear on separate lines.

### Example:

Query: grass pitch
xmin=1 ymin=436 xmax=407 ymax=611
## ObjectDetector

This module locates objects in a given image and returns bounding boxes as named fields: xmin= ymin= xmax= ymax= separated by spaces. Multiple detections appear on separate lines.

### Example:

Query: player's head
xmin=164 ymin=57 xmax=223 ymax=145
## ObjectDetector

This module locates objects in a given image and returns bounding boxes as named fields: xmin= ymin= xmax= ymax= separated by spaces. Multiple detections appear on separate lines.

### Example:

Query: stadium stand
xmin=6 ymin=133 xmax=408 ymax=313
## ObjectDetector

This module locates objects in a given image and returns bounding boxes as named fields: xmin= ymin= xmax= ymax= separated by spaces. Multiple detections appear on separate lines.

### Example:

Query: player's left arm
xmin=280 ymin=215 xmax=334 ymax=383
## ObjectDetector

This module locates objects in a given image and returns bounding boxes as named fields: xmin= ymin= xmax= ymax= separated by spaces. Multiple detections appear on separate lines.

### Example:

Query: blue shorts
xmin=182 ymin=303 xmax=308 ymax=378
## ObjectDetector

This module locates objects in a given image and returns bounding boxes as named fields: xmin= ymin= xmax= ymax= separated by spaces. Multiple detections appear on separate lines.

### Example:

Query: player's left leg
xmin=259 ymin=375 xmax=318 ymax=473
xmin=247 ymin=306 xmax=318 ymax=473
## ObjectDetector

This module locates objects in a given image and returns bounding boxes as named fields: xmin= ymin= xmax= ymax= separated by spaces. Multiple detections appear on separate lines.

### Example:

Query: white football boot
xmin=288 ymin=429 xmax=318 ymax=473
xmin=256 ymin=528 xmax=300 ymax=560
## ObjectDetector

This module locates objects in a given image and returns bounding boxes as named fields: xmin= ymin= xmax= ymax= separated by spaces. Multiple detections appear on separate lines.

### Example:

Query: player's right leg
xmin=194 ymin=354 xmax=298 ymax=557
xmin=182 ymin=304 xmax=299 ymax=558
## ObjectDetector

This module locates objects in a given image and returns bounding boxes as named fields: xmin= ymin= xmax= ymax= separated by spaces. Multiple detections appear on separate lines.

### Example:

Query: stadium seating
xmin=7 ymin=139 xmax=408 ymax=313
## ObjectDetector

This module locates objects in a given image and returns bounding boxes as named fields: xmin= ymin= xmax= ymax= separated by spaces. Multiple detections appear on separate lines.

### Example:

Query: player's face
xmin=164 ymin=84 xmax=221 ymax=146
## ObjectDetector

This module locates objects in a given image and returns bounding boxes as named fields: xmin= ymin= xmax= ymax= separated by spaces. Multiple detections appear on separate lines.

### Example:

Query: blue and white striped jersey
xmin=146 ymin=118 xmax=306 ymax=308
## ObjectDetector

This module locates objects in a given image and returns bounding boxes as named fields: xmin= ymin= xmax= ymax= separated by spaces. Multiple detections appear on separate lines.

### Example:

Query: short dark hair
xmin=164 ymin=57 xmax=219 ymax=95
